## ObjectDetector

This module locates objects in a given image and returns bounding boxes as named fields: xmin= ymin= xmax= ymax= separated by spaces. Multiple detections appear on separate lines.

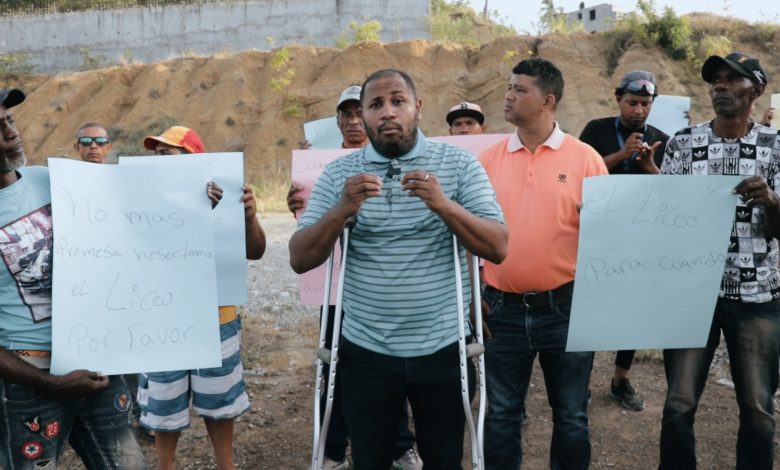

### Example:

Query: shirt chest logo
xmin=557 ymin=174 xmax=567 ymax=183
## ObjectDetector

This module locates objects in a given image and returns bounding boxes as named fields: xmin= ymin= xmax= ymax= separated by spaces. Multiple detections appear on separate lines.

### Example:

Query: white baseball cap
xmin=337 ymin=85 xmax=361 ymax=110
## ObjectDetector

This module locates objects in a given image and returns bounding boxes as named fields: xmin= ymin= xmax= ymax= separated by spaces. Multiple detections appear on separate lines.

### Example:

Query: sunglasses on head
xmin=623 ymin=79 xmax=656 ymax=96
xmin=77 ymin=136 xmax=110 ymax=146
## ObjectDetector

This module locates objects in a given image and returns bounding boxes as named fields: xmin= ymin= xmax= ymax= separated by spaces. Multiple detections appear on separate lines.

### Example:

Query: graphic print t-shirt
xmin=661 ymin=121 xmax=780 ymax=303
xmin=0 ymin=166 xmax=54 ymax=350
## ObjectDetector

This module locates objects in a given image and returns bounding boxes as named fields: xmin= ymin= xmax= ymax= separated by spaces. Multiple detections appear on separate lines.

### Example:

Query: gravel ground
xmin=57 ymin=212 xmax=762 ymax=469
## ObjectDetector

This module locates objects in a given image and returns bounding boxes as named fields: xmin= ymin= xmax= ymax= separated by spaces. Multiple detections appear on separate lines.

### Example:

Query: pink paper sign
xmin=292 ymin=149 xmax=352 ymax=305
xmin=429 ymin=133 xmax=510 ymax=155
xmin=291 ymin=134 xmax=510 ymax=305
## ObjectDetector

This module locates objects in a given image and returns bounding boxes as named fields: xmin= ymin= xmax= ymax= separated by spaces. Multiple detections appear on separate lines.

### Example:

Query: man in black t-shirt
xmin=580 ymin=70 xmax=668 ymax=175
xmin=579 ymin=70 xmax=669 ymax=412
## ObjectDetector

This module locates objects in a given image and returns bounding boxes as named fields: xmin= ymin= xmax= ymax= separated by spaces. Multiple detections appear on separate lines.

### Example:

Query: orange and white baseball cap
xmin=143 ymin=126 xmax=204 ymax=154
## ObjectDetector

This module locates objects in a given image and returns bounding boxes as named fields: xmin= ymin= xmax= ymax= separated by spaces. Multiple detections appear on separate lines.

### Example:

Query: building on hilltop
xmin=566 ymin=2 xmax=621 ymax=33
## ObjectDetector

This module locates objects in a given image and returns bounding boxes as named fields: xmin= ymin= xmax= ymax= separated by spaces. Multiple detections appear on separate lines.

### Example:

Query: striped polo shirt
xmin=299 ymin=131 xmax=504 ymax=357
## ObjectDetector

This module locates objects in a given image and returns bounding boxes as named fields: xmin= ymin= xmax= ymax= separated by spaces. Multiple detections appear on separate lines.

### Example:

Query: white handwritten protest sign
xmin=304 ymin=117 xmax=342 ymax=149
xmin=566 ymin=175 xmax=740 ymax=351
xmin=771 ymin=93 xmax=780 ymax=129
xmin=49 ymin=158 xmax=221 ymax=375
xmin=646 ymin=95 xmax=691 ymax=137
xmin=119 ymin=153 xmax=247 ymax=306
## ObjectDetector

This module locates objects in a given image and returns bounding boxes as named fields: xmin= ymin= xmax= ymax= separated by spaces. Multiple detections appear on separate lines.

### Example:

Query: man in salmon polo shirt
xmin=479 ymin=57 xmax=608 ymax=470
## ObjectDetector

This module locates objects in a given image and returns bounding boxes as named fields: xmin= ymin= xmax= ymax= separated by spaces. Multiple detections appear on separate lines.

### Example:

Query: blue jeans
xmin=483 ymin=288 xmax=592 ymax=470
xmin=339 ymin=338 xmax=474 ymax=470
xmin=0 ymin=375 xmax=145 ymax=469
xmin=659 ymin=297 xmax=780 ymax=470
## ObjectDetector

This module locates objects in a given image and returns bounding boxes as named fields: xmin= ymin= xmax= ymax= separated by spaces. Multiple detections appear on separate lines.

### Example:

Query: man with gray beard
xmin=0 ymin=88 xmax=146 ymax=469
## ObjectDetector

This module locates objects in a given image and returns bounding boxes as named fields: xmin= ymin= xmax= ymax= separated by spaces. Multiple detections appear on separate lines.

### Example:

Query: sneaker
xmin=610 ymin=378 xmax=645 ymax=411
xmin=132 ymin=423 xmax=155 ymax=443
xmin=311 ymin=457 xmax=349 ymax=470
xmin=392 ymin=448 xmax=423 ymax=470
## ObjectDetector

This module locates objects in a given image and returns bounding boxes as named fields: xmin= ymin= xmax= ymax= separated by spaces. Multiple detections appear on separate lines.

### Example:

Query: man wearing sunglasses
xmin=74 ymin=123 xmax=113 ymax=164
xmin=577 ymin=71 xmax=669 ymax=413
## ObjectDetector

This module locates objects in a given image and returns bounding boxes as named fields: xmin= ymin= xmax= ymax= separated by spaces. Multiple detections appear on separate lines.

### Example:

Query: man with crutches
xmin=290 ymin=85 xmax=422 ymax=470
xmin=290 ymin=69 xmax=507 ymax=469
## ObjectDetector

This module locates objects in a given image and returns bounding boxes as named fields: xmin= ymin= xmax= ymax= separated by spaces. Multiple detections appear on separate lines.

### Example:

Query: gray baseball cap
xmin=337 ymin=85 xmax=361 ymax=111
xmin=616 ymin=71 xmax=657 ymax=97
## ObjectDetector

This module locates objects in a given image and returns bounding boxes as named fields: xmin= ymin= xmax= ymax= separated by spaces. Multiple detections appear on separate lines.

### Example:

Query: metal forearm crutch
xmin=452 ymin=234 xmax=486 ymax=470
xmin=311 ymin=225 xmax=351 ymax=470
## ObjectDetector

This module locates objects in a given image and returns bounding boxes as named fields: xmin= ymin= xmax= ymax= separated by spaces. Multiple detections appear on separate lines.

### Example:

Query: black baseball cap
xmin=701 ymin=52 xmax=769 ymax=86
xmin=0 ymin=88 xmax=25 ymax=109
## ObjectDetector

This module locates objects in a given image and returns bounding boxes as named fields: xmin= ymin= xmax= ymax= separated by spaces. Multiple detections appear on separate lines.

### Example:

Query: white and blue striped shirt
xmin=299 ymin=132 xmax=504 ymax=357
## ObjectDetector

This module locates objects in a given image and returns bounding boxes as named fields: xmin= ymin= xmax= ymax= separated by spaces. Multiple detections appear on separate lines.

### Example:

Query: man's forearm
xmin=436 ymin=200 xmax=507 ymax=264
xmin=0 ymin=348 xmax=56 ymax=390
xmin=601 ymin=149 xmax=627 ymax=170
xmin=289 ymin=205 xmax=352 ymax=273
xmin=245 ymin=215 xmax=266 ymax=260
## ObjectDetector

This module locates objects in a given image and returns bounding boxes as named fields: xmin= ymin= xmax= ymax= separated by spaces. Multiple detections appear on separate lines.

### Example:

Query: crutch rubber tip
xmin=466 ymin=343 xmax=485 ymax=358
xmin=317 ymin=348 xmax=332 ymax=364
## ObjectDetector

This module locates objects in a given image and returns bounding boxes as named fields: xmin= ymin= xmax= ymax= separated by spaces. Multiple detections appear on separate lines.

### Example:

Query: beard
xmin=366 ymin=121 xmax=419 ymax=159
xmin=0 ymin=151 xmax=26 ymax=173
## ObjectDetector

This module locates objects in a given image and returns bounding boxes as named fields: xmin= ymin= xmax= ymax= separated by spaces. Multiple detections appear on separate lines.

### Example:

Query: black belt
xmin=485 ymin=281 xmax=574 ymax=308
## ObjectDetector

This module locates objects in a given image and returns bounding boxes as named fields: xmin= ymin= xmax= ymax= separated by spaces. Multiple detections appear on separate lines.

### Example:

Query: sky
xmin=464 ymin=0 xmax=780 ymax=35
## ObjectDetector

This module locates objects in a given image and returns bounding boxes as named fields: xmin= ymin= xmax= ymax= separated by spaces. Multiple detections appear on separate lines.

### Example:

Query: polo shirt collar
xmin=507 ymin=122 xmax=564 ymax=153
xmin=364 ymin=129 xmax=428 ymax=163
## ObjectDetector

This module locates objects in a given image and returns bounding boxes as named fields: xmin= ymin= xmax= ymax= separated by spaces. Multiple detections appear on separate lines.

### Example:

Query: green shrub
xmin=79 ymin=47 xmax=106 ymax=71
xmin=0 ymin=0 xmax=224 ymax=16
xmin=611 ymin=0 xmax=693 ymax=61
xmin=537 ymin=0 xmax=568 ymax=35
xmin=428 ymin=0 xmax=515 ymax=47
xmin=0 ymin=51 xmax=35 ymax=76
xmin=696 ymin=35 xmax=732 ymax=63
xmin=269 ymin=46 xmax=295 ymax=102
xmin=336 ymin=20 xmax=382 ymax=48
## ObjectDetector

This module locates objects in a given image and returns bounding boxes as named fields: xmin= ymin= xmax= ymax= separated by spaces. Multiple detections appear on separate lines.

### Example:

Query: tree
xmin=538 ymin=0 xmax=568 ymax=34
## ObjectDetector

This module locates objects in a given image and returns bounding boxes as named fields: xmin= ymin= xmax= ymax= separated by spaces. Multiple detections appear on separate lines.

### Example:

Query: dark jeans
xmin=483 ymin=288 xmax=592 ymax=470
xmin=339 ymin=338 xmax=474 ymax=470
xmin=123 ymin=373 xmax=142 ymax=423
xmin=0 ymin=375 xmax=145 ymax=469
xmin=615 ymin=350 xmax=635 ymax=370
xmin=320 ymin=306 xmax=415 ymax=462
xmin=659 ymin=297 xmax=780 ymax=470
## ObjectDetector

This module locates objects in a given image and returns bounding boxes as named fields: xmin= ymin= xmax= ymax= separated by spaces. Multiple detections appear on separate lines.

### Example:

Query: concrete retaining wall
xmin=0 ymin=0 xmax=430 ymax=73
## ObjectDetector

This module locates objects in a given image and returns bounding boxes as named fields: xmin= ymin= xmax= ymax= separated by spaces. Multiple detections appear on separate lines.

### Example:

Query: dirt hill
xmin=4 ymin=26 xmax=780 ymax=188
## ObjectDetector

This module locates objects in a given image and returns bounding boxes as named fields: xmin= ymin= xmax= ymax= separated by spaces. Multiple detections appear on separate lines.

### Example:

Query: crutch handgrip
xmin=316 ymin=347 xmax=332 ymax=364
xmin=466 ymin=343 xmax=485 ymax=358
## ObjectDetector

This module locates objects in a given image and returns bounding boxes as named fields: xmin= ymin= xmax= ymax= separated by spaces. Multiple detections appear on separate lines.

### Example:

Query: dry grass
xmin=688 ymin=12 xmax=778 ymax=53
xmin=250 ymin=162 xmax=290 ymax=214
